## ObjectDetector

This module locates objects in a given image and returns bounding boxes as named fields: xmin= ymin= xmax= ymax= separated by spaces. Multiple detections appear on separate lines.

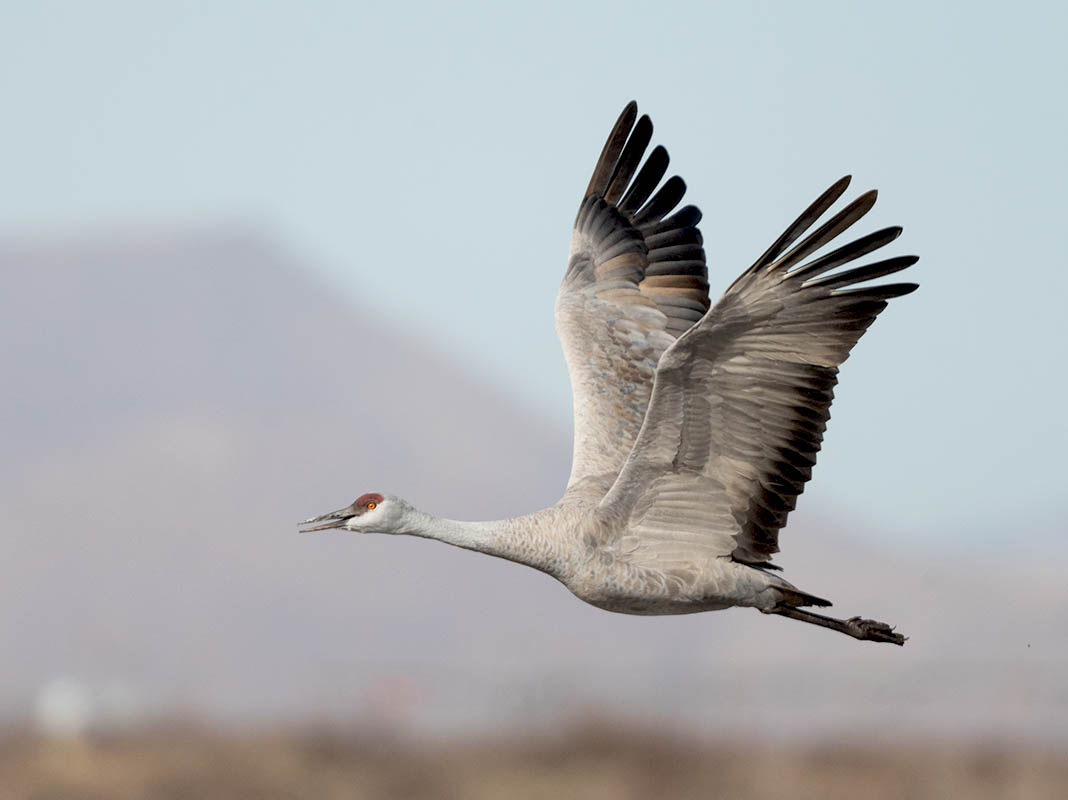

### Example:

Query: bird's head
xmin=299 ymin=492 xmax=409 ymax=534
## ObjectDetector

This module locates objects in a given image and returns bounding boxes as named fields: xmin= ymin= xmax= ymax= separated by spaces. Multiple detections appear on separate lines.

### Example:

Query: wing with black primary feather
xmin=600 ymin=177 xmax=918 ymax=575
xmin=557 ymin=102 xmax=710 ymax=500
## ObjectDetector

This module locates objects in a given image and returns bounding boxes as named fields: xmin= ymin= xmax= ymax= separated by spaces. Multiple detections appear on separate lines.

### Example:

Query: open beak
xmin=299 ymin=508 xmax=353 ymax=532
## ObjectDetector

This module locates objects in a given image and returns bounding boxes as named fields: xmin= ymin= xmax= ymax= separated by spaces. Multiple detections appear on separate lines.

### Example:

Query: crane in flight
xmin=302 ymin=102 xmax=916 ymax=645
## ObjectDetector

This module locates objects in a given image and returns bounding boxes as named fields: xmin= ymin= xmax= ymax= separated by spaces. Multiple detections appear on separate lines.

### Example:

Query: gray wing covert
xmin=601 ymin=177 xmax=919 ymax=572
xmin=556 ymin=102 xmax=710 ymax=499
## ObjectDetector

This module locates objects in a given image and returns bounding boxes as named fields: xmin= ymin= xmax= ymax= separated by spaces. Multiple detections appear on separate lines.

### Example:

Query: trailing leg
xmin=766 ymin=605 xmax=906 ymax=645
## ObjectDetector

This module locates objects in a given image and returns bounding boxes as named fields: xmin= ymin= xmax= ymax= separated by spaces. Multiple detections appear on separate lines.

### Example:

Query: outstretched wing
xmin=557 ymin=102 xmax=709 ymax=500
xmin=600 ymin=178 xmax=918 ymax=573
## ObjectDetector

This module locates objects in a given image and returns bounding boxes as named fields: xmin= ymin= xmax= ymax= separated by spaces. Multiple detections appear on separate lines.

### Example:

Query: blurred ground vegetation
xmin=1 ymin=723 xmax=1065 ymax=800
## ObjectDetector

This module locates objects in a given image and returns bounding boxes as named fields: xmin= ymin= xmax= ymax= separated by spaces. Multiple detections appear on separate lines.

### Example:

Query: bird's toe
xmin=848 ymin=616 xmax=906 ymax=646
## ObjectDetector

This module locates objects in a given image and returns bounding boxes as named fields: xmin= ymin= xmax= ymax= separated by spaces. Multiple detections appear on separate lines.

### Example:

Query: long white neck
xmin=399 ymin=506 xmax=562 ymax=577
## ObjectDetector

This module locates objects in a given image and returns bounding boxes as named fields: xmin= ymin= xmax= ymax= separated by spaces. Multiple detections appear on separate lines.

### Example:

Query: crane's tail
xmin=775 ymin=585 xmax=832 ymax=608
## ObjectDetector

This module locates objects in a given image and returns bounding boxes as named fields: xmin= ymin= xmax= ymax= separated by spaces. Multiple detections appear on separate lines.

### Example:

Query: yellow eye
xmin=367 ymin=502 xmax=376 ymax=510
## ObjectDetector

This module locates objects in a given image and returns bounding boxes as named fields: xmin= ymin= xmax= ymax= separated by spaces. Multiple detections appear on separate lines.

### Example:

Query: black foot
xmin=768 ymin=606 xmax=907 ymax=646
xmin=844 ymin=616 xmax=907 ymax=646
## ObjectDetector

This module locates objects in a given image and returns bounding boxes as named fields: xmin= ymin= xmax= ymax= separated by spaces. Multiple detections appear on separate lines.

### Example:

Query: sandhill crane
xmin=303 ymin=102 xmax=916 ymax=645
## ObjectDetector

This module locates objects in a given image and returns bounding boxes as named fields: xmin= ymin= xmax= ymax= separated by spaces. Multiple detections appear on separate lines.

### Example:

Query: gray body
xmin=303 ymin=103 xmax=917 ymax=644
xmin=410 ymin=502 xmax=787 ymax=617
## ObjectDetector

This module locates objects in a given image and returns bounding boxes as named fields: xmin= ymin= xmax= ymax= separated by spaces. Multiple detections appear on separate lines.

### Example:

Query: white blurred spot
xmin=34 ymin=678 xmax=93 ymax=737
xmin=33 ymin=677 xmax=145 ymax=736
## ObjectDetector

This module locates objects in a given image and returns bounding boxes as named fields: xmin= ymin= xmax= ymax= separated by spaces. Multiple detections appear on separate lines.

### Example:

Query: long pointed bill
xmin=299 ymin=508 xmax=353 ymax=532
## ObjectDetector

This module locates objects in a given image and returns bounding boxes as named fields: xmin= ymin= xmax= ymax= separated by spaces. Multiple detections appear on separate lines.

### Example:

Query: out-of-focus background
xmin=3 ymin=1 xmax=1066 ymax=797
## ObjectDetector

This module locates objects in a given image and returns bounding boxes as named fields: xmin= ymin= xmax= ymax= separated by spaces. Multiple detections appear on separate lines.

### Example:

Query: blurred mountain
xmin=1 ymin=229 xmax=1065 ymax=743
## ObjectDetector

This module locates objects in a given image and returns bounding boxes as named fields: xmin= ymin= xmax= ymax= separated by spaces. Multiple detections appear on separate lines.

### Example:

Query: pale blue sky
xmin=3 ymin=1 xmax=1066 ymax=550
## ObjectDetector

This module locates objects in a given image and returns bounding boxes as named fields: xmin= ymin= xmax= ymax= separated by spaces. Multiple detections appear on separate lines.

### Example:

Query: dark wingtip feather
xmin=585 ymin=103 xmax=639 ymax=198
xmin=833 ymin=281 xmax=919 ymax=299
xmin=773 ymin=189 xmax=879 ymax=272
xmin=788 ymin=226 xmax=905 ymax=282
xmin=670 ymin=205 xmax=703 ymax=228
xmin=805 ymin=254 xmax=920 ymax=290
xmin=605 ymin=114 xmax=653 ymax=205
xmin=633 ymin=175 xmax=687 ymax=227
xmin=883 ymin=281 xmax=919 ymax=298
xmin=618 ymin=145 xmax=670 ymax=216
xmin=825 ymin=176 xmax=852 ymax=205
xmin=747 ymin=175 xmax=855 ymax=274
